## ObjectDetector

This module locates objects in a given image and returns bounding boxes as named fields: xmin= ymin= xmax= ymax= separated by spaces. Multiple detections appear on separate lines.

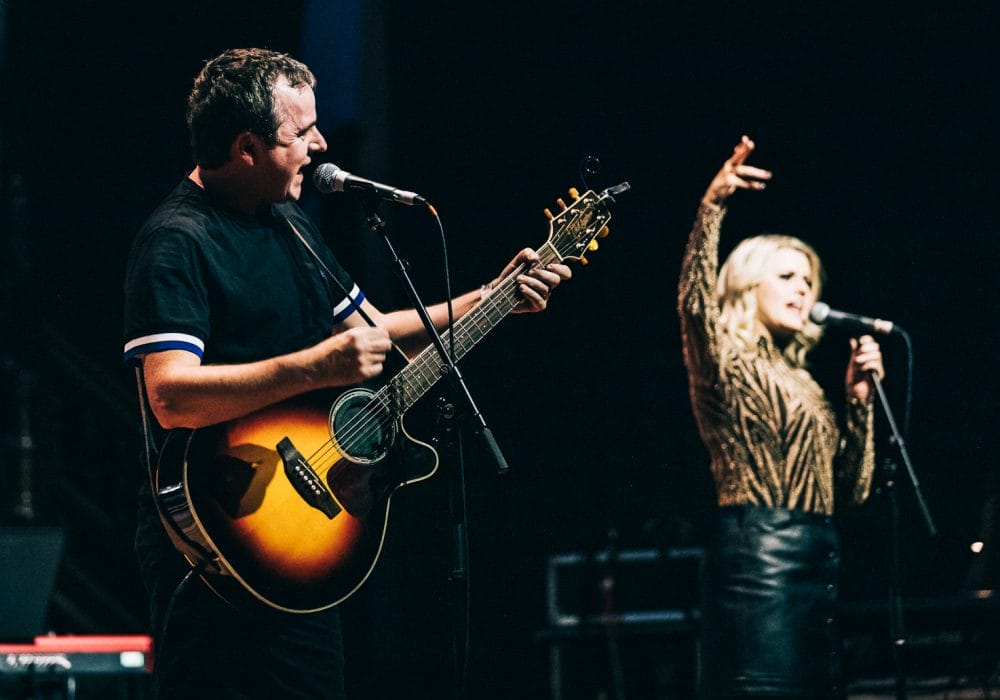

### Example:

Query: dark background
xmin=1 ymin=1 xmax=997 ymax=697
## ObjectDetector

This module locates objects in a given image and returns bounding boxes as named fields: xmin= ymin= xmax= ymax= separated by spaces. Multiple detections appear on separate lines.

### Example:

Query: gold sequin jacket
xmin=678 ymin=203 xmax=875 ymax=515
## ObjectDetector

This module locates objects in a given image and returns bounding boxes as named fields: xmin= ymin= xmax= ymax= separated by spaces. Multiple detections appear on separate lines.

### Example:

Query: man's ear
xmin=233 ymin=131 xmax=257 ymax=165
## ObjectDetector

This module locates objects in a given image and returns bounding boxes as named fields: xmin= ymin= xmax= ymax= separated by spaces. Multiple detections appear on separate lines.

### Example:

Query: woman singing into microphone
xmin=677 ymin=136 xmax=885 ymax=699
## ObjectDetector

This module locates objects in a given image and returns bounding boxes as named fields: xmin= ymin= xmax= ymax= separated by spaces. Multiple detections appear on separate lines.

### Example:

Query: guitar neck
xmin=378 ymin=240 xmax=561 ymax=414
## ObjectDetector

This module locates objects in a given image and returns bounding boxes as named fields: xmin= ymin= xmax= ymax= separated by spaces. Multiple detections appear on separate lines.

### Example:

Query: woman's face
xmin=755 ymin=247 xmax=815 ymax=339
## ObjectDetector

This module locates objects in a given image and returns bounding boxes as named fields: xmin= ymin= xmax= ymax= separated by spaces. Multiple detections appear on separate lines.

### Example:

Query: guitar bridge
xmin=276 ymin=437 xmax=341 ymax=519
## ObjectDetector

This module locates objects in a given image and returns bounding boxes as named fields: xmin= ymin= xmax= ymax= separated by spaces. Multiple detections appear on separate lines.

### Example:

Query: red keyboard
xmin=0 ymin=635 xmax=153 ymax=675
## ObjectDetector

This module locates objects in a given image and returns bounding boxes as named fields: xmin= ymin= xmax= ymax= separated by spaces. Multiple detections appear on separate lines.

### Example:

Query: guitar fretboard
xmin=375 ymin=240 xmax=562 ymax=415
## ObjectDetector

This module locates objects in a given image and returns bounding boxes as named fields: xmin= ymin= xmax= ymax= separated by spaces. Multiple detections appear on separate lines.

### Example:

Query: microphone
xmin=809 ymin=301 xmax=900 ymax=335
xmin=313 ymin=163 xmax=427 ymax=206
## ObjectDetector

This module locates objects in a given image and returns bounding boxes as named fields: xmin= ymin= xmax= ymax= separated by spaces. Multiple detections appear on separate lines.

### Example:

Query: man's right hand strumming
xmin=313 ymin=326 xmax=392 ymax=386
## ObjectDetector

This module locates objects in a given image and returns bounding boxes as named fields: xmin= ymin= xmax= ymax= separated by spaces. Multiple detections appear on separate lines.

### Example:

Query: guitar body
xmin=155 ymin=388 xmax=437 ymax=613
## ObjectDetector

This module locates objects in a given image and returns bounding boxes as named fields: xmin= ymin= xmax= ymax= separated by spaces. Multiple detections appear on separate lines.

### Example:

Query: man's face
xmin=255 ymin=78 xmax=327 ymax=202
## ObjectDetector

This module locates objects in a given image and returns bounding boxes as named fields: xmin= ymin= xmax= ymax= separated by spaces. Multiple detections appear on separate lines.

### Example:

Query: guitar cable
xmin=155 ymin=560 xmax=209 ymax=676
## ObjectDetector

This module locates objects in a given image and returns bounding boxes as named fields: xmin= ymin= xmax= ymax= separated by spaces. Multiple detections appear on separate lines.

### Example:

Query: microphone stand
xmin=358 ymin=195 xmax=504 ymax=699
xmin=868 ymin=371 xmax=937 ymax=700
xmin=359 ymin=195 xmax=509 ymax=474
xmin=438 ymin=396 xmax=470 ymax=699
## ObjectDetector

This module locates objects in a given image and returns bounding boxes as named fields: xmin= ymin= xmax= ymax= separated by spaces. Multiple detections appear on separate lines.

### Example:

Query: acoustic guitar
xmin=154 ymin=184 xmax=626 ymax=612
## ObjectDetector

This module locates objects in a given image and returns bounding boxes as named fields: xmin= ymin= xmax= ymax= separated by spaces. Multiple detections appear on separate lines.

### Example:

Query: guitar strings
xmin=293 ymin=193 xmax=599 ymax=487
xmin=299 ymin=290 xmax=511 ymax=481
xmin=306 ymin=272 xmax=525 ymax=479
xmin=304 ymin=267 xmax=530 ymax=481
xmin=308 ymin=208 xmax=606 ymax=475
xmin=301 ymin=230 xmax=566 ymax=484
xmin=303 ymin=228 xmax=588 ymax=482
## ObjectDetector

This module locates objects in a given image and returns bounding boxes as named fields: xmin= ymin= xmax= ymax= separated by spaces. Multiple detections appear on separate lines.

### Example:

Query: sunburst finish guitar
xmin=154 ymin=184 xmax=627 ymax=612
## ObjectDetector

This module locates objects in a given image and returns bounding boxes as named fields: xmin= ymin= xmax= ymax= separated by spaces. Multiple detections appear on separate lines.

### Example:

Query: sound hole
xmin=329 ymin=388 xmax=396 ymax=464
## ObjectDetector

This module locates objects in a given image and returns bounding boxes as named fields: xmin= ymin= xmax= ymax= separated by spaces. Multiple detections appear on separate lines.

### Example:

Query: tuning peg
xmin=544 ymin=208 xmax=554 ymax=220
xmin=556 ymin=197 xmax=567 ymax=210
xmin=579 ymin=255 xmax=589 ymax=266
xmin=587 ymin=239 xmax=599 ymax=252
xmin=598 ymin=226 xmax=610 ymax=239
xmin=568 ymin=187 xmax=580 ymax=200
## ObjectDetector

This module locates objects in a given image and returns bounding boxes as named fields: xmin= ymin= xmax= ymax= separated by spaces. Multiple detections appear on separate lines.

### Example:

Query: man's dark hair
xmin=187 ymin=48 xmax=316 ymax=169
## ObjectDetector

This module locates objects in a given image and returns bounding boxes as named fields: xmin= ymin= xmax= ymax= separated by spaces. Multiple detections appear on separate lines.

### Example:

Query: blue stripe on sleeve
xmin=123 ymin=333 xmax=205 ymax=366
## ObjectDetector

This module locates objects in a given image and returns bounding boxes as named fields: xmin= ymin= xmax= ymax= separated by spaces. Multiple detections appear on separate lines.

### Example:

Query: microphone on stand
xmin=313 ymin=163 xmax=427 ymax=207
xmin=809 ymin=301 xmax=902 ymax=335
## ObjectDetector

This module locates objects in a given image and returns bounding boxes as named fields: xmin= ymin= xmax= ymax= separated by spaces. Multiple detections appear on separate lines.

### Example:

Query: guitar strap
xmin=133 ymin=366 xmax=220 ymax=572
xmin=283 ymin=217 xmax=379 ymax=330
xmin=133 ymin=366 xmax=159 ymax=486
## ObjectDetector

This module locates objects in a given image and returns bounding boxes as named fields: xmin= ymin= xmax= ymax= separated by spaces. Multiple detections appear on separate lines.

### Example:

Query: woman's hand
xmin=845 ymin=334 xmax=885 ymax=403
xmin=702 ymin=135 xmax=773 ymax=207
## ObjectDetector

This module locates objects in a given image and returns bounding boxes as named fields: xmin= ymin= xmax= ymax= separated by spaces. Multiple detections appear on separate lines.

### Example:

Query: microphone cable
xmin=424 ymin=201 xmax=472 ymax=698
xmin=898 ymin=327 xmax=914 ymax=442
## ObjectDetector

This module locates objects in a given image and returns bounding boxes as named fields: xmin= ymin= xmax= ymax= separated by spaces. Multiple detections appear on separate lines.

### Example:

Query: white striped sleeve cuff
xmin=123 ymin=332 xmax=205 ymax=365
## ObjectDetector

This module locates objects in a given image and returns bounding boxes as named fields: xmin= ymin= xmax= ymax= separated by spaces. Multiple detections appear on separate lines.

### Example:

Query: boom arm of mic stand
xmin=361 ymin=198 xmax=509 ymax=475
xmin=871 ymin=373 xmax=936 ymax=537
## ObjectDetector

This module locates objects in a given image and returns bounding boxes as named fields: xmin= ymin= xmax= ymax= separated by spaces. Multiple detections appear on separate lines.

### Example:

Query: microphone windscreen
xmin=313 ymin=163 xmax=341 ymax=193
xmin=808 ymin=302 xmax=830 ymax=324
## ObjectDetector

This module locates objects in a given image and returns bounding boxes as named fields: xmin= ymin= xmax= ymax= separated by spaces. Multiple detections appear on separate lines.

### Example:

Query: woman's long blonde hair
xmin=716 ymin=234 xmax=825 ymax=368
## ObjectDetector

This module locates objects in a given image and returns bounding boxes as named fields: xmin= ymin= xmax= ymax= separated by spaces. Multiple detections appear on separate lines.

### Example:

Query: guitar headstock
xmin=544 ymin=187 xmax=617 ymax=265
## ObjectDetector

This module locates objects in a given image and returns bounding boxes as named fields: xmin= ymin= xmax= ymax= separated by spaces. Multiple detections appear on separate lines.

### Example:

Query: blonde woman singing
xmin=678 ymin=136 xmax=885 ymax=699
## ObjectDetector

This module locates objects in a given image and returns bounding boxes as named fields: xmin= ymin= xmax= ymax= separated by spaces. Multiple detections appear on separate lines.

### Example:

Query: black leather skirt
xmin=698 ymin=505 xmax=842 ymax=699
